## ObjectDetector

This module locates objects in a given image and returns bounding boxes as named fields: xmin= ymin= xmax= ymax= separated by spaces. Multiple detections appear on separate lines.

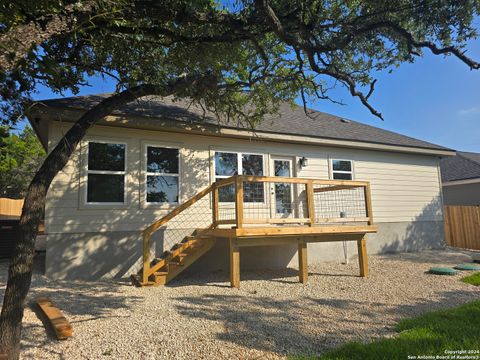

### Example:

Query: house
xmin=27 ymin=94 xmax=454 ymax=284
xmin=440 ymin=151 xmax=480 ymax=206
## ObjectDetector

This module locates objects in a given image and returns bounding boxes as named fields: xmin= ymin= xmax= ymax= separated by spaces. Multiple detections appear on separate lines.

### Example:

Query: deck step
xmin=169 ymin=261 xmax=184 ymax=266
xmin=154 ymin=271 xmax=168 ymax=276
xmin=152 ymin=272 xmax=168 ymax=285
xmin=135 ymin=232 xmax=216 ymax=287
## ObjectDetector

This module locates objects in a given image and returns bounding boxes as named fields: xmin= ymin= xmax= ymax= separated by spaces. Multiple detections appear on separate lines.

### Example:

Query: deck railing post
xmin=306 ymin=180 xmax=315 ymax=226
xmin=212 ymin=185 xmax=219 ymax=227
xmin=364 ymin=183 xmax=374 ymax=225
xmin=142 ymin=232 xmax=151 ymax=284
xmin=235 ymin=176 xmax=244 ymax=229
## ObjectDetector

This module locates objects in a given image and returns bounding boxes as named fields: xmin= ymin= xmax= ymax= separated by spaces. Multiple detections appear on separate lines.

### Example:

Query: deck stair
xmin=131 ymin=232 xmax=215 ymax=286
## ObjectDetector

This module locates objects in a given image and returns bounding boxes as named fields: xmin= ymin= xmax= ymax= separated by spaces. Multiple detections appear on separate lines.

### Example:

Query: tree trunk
xmin=0 ymin=79 xmax=192 ymax=359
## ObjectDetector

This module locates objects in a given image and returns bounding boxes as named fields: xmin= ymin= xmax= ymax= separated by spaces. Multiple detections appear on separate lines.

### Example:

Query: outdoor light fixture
xmin=299 ymin=156 xmax=308 ymax=167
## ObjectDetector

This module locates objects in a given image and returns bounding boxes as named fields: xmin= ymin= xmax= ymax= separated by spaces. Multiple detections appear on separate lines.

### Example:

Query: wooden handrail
xmin=313 ymin=184 xmax=364 ymax=193
xmin=238 ymin=175 xmax=369 ymax=187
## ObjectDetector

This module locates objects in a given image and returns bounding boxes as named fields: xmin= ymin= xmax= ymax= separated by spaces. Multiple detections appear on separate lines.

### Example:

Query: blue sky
xmin=31 ymin=38 xmax=480 ymax=152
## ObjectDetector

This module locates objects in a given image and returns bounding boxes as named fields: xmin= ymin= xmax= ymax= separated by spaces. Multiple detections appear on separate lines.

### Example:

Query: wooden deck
xmin=134 ymin=175 xmax=377 ymax=288
xmin=206 ymin=225 xmax=377 ymax=288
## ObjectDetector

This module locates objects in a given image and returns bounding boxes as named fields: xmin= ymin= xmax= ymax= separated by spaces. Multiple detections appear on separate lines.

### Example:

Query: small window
xmin=87 ymin=142 xmax=126 ymax=203
xmin=331 ymin=159 xmax=353 ymax=180
xmin=146 ymin=146 xmax=179 ymax=203
xmin=214 ymin=151 xmax=264 ymax=202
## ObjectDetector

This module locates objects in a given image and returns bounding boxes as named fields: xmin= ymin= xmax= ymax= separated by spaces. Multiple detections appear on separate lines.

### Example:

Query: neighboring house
xmin=27 ymin=94 xmax=454 ymax=281
xmin=440 ymin=151 xmax=480 ymax=206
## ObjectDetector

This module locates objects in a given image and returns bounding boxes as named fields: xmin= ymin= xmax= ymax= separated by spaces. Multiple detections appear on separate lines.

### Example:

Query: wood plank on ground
xmin=36 ymin=297 xmax=72 ymax=340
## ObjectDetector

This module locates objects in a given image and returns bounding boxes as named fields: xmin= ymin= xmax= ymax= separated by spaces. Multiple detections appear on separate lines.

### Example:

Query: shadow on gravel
xmin=170 ymin=265 xmax=360 ymax=288
xmin=377 ymin=248 xmax=476 ymax=265
xmin=173 ymin=288 xmax=479 ymax=357
xmin=0 ymin=256 xmax=142 ymax=357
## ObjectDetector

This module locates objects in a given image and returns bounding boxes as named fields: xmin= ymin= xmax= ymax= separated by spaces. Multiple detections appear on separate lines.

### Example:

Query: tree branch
xmin=0 ymin=1 xmax=98 ymax=72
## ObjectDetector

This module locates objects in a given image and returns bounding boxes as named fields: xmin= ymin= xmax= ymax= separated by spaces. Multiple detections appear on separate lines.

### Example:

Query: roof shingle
xmin=440 ymin=151 xmax=480 ymax=182
xmin=36 ymin=94 xmax=451 ymax=152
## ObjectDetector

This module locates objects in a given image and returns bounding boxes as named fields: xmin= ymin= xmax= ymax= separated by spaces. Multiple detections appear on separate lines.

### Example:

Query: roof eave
xmin=26 ymin=113 xmax=48 ymax=151
xmin=30 ymin=105 xmax=456 ymax=157
xmin=442 ymin=178 xmax=480 ymax=186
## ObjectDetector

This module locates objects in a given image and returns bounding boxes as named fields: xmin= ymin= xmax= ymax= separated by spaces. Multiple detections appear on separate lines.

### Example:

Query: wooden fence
xmin=444 ymin=205 xmax=480 ymax=251
xmin=0 ymin=198 xmax=24 ymax=218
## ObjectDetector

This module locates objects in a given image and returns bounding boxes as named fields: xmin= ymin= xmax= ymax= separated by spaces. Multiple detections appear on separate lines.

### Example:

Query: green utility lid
xmin=428 ymin=267 xmax=458 ymax=276
xmin=454 ymin=263 xmax=480 ymax=271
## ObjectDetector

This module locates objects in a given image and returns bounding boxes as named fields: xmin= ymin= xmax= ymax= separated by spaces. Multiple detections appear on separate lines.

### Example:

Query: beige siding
xmin=45 ymin=121 xmax=442 ymax=234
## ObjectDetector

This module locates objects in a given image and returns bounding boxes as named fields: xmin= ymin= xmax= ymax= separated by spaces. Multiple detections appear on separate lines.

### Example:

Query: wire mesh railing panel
xmin=242 ymin=181 xmax=271 ymax=222
xmin=313 ymin=184 xmax=367 ymax=224
xmin=272 ymin=182 xmax=308 ymax=220
xmin=235 ymin=181 xmax=309 ymax=223
xmin=156 ymin=195 xmax=212 ymax=254
xmin=217 ymin=183 xmax=236 ymax=222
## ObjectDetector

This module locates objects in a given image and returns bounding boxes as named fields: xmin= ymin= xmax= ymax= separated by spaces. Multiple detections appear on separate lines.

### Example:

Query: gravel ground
xmin=1 ymin=249 xmax=479 ymax=360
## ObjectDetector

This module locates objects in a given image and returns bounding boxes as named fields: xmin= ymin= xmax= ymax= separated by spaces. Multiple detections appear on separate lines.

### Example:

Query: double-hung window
xmin=146 ymin=146 xmax=179 ymax=203
xmin=87 ymin=141 xmax=126 ymax=204
xmin=214 ymin=151 xmax=264 ymax=202
xmin=331 ymin=159 xmax=353 ymax=180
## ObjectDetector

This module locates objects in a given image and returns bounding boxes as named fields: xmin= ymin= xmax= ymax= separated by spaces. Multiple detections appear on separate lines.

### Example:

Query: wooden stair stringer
xmin=164 ymin=237 xmax=216 ymax=284
xmin=148 ymin=237 xmax=203 ymax=276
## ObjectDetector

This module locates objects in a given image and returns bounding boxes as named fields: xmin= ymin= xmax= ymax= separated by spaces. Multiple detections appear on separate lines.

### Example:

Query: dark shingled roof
xmin=37 ymin=94 xmax=451 ymax=151
xmin=440 ymin=151 xmax=480 ymax=182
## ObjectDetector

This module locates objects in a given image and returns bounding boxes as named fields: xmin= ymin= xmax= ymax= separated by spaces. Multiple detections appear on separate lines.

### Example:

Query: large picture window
xmin=331 ymin=159 xmax=353 ymax=180
xmin=87 ymin=141 xmax=126 ymax=203
xmin=146 ymin=146 xmax=179 ymax=203
xmin=214 ymin=151 xmax=264 ymax=202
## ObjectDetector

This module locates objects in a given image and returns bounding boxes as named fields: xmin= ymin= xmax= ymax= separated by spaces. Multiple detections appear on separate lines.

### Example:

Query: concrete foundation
xmin=45 ymin=220 xmax=445 ymax=280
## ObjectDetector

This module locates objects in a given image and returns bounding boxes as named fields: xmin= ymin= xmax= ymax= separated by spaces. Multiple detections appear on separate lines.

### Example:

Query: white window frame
xmin=330 ymin=158 xmax=354 ymax=180
xmin=213 ymin=150 xmax=266 ymax=204
xmin=144 ymin=144 xmax=181 ymax=205
xmin=85 ymin=140 xmax=127 ymax=205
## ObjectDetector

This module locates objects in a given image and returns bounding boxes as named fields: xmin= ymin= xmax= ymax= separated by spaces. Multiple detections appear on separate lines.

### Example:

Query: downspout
xmin=437 ymin=157 xmax=447 ymax=247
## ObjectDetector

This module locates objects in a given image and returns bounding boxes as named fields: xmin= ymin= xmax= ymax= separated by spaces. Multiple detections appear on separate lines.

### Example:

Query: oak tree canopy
xmin=1 ymin=1 xmax=479 ymax=358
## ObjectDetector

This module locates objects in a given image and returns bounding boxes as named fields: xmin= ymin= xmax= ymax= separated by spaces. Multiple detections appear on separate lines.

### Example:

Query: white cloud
xmin=458 ymin=106 xmax=480 ymax=116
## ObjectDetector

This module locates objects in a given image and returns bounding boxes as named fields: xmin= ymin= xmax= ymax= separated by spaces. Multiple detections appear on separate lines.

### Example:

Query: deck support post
xmin=357 ymin=235 xmax=368 ymax=277
xmin=298 ymin=241 xmax=308 ymax=283
xmin=229 ymin=238 xmax=240 ymax=288
xmin=142 ymin=232 xmax=151 ymax=284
